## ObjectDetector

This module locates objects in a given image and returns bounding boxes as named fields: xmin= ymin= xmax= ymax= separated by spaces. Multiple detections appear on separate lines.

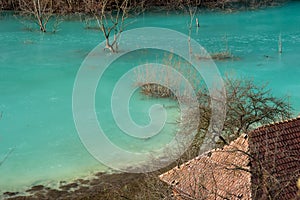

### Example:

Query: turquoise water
xmin=0 ymin=2 xmax=300 ymax=193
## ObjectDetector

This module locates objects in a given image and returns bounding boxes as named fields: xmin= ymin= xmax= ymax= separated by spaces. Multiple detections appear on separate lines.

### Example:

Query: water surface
xmin=0 ymin=2 xmax=300 ymax=193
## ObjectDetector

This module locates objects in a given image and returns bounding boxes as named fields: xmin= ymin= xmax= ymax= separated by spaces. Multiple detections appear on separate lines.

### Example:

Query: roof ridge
xmin=251 ymin=117 xmax=300 ymax=132
xmin=177 ymin=134 xmax=248 ymax=169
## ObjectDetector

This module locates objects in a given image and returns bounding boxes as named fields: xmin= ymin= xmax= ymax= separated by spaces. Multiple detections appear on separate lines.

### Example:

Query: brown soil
xmin=3 ymin=172 xmax=173 ymax=200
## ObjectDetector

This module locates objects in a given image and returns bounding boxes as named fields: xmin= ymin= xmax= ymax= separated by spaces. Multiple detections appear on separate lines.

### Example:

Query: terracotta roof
xmin=160 ymin=117 xmax=300 ymax=200
xmin=159 ymin=134 xmax=251 ymax=200
xmin=249 ymin=117 xmax=300 ymax=200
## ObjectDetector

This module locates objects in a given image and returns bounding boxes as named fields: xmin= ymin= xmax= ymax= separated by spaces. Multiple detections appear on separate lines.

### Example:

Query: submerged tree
xmin=83 ymin=0 xmax=145 ymax=53
xmin=185 ymin=0 xmax=201 ymax=57
xmin=93 ymin=0 xmax=131 ymax=53
xmin=18 ymin=0 xmax=56 ymax=32
xmin=136 ymin=66 xmax=292 ymax=146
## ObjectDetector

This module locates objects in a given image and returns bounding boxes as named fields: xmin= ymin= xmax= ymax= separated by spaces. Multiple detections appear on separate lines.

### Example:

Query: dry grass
xmin=195 ymin=50 xmax=234 ymax=61
xmin=134 ymin=53 xmax=201 ymax=100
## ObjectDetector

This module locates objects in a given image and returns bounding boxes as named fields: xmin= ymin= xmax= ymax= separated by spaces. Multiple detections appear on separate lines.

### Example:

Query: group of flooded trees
xmin=2 ymin=0 xmax=289 ymax=145
xmin=1 ymin=0 xmax=287 ymax=31
xmin=138 ymin=59 xmax=291 ymax=150
xmin=1 ymin=0 xmax=287 ymax=50
xmin=0 ymin=0 xmax=286 ymax=11
xmin=1 ymin=1 xmax=294 ymax=199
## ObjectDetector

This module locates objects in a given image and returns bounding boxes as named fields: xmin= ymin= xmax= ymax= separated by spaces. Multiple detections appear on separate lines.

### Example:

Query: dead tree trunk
xmin=95 ymin=0 xmax=130 ymax=53
xmin=19 ymin=0 xmax=54 ymax=32
xmin=184 ymin=0 xmax=201 ymax=59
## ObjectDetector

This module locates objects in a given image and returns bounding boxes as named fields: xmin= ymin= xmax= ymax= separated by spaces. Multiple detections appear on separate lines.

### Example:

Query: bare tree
xmin=177 ymin=0 xmax=201 ymax=58
xmin=186 ymin=2 xmax=201 ymax=34
xmin=18 ymin=0 xmax=55 ymax=32
xmin=190 ymin=77 xmax=292 ymax=145
xmin=91 ymin=0 xmax=131 ymax=53
xmin=224 ymin=77 xmax=291 ymax=138
xmin=81 ymin=0 xmax=144 ymax=53
xmin=135 ymin=52 xmax=291 ymax=147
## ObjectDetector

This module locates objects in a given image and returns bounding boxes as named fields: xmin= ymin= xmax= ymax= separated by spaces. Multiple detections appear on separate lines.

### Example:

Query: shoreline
xmin=2 ymin=169 xmax=173 ymax=200
xmin=1 ymin=1 xmax=299 ymax=199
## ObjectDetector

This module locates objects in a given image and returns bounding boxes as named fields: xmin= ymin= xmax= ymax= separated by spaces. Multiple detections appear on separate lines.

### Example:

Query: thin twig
xmin=0 ymin=147 xmax=15 ymax=167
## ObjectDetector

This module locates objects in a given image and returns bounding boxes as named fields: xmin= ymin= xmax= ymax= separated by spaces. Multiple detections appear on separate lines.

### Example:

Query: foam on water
xmin=0 ymin=2 xmax=300 ymax=193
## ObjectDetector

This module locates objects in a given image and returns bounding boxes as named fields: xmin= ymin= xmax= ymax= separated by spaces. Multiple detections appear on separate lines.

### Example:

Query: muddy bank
xmin=3 ymin=172 xmax=172 ymax=200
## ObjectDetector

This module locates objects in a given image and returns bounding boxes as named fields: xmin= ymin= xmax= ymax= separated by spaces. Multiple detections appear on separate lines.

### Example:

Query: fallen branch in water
xmin=0 ymin=147 xmax=15 ymax=167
